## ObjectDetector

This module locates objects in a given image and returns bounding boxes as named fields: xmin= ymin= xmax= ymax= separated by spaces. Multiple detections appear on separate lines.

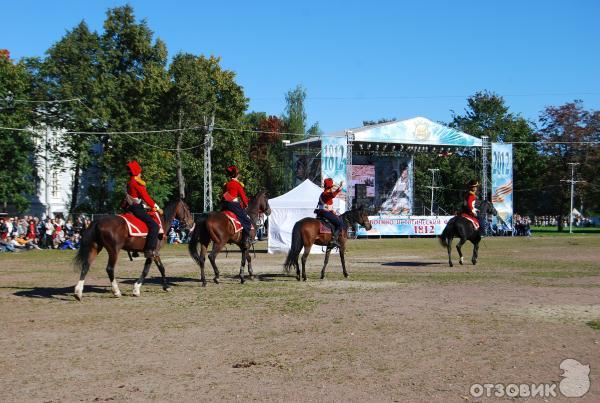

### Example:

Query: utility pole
xmin=203 ymin=114 xmax=215 ymax=212
xmin=481 ymin=136 xmax=490 ymax=201
xmin=176 ymin=109 xmax=186 ymax=199
xmin=427 ymin=168 xmax=440 ymax=216
xmin=561 ymin=163 xmax=585 ymax=234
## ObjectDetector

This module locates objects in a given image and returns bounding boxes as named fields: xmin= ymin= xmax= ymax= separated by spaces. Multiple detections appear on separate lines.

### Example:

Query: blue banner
xmin=321 ymin=135 xmax=347 ymax=195
xmin=491 ymin=143 xmax=513 ymax=231
xmin=353 ymin=117 xmax=482 ymax=147
xmin=356 ymin=216 xmax=454 ymax=236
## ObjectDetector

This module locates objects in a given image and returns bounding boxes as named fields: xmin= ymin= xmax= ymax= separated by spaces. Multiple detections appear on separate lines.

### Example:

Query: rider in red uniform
xmin=222 ymin=165 xmax=253 ymax=247
xmin=462 ymin=179 xmax=480 ymax=229
xmin=316 ymin=178 xmax=344 ymax=248
xmin=124 ymin=161 xmax=162 ymax=258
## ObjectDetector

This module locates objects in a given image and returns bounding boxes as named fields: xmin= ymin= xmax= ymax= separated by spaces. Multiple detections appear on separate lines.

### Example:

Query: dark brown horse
xmin=283 ymin=207 xmax=372 ymax=281
xmin=188 ymin=191 xmax=271 ymax=285
xmin=73 ymin=199 xmax=194 ymax=300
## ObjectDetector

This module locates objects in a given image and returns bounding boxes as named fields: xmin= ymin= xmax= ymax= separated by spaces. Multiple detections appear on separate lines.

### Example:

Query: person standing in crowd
xmin=0 ymin=218 xmax=8 ymax=240
xmin=44 ymin=218 xmax=54 ymax=249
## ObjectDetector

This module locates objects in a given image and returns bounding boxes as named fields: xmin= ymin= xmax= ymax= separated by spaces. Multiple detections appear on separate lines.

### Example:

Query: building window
xmin=52 ymin=171 xmax=59 ymax=198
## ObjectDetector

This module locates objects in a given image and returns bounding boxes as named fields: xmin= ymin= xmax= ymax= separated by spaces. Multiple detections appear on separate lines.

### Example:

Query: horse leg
xmin=320 ymin=246 xmax=333 ymax=279
xmin=340 ymin=246 xmax=349 ymax=278
xmin=154 ymin=256 xmax=171 ymax=291
xmin=300 ymin=248 xmax=310 ymax=281
xmin=199 ymin=243 xmax=208 ymax=287
xmin=208 ymin=242 xmax=223 ymax=284
xmin=132 ymin=258 xmax=153 ymax=297
xmin=471 ymin=234 xmax=481 ymax=265
xmin=239 ymin=247 xmax=247 ymax=284
xmin=456 ymin=237 xmax=466 ymax=265
xmin=105 ymin=250 xmax=121 ymax=298
xmin=74 ymin=246 xmax=100 ymax=301
xmin=246 ymin=249 xmax=254 ymax=280
xmin=447 ymin=237 xmax=454 ymax=267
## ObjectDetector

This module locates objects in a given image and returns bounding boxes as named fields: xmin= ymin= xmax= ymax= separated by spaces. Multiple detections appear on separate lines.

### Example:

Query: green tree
xmin=42 ymin=21 xmax=104 ymax=214
xmin=94 ymin=5 xmax=171 ymax=211
xmin=450 ymin=91 xmax=541 ymax=215
xmin=536 ymin=101 xmax=600 ymax=222
xmin=283 ymin=84 xmax=307 ymax=135
xmin=0 ymin=54 xmax=37 ymax=212
xmin=163 ymin=53 xmax=248 ymax=211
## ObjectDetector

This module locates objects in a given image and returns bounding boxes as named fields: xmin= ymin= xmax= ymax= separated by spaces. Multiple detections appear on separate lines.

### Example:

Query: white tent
xmin=267 ymin=179 xmax=345 ymax=254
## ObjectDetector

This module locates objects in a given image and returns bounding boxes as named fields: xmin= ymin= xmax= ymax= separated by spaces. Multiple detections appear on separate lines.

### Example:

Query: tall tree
xmin=42 ymin=21 xmax=103 ymax=214
xmin=163 ymin=53 xmax=248 ymax=211
xmin=0 ymin=53 xmax=37 ymax=212
xmin=95 ymin=5 xmax=171 ymax=211
xmin=537 ymin=101 xmax=600 ymax=221
xmin=283 ymin=84 xmax=307 ymax=135
xmin=450 ymin=91 xmax=541 ymax=214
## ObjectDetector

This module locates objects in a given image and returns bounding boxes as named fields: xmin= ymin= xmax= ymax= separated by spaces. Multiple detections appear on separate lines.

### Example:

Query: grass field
xmin=1 ymin=236 xmax=599 ymax=401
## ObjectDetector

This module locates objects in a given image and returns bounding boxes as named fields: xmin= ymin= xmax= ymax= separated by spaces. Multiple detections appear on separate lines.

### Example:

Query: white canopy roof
xmin=268 ymin=179 xmax=345 ymax=254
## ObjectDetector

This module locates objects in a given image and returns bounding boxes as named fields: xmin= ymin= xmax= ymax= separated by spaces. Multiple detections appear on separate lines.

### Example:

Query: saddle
xmin=119 ymin=211 xmax=164 ymax=237
xmin=223 ymin=211 xmax=244 ymax=233
xmin=460 ymin=213 xmax=480 ymax=230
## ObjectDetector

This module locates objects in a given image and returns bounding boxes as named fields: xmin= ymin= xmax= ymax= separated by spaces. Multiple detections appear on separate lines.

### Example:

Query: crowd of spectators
xmin=513 ymin=214 xmax=532 ymax=236
xmin=0 ymin=215 xmax=90 ymax=253
xmin=0 ymin=214 xmax=196 ymax=253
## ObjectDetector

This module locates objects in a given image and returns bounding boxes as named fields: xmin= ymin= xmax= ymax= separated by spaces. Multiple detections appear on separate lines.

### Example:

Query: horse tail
xmin=73 ymin=220 xmax=99 ymax=272
xmin=439 ymin=220 xmax=452 ymax=248
xmin=284 ymin=220 xmax=304 ymax=273
xmin=188 ymin=214 xmax=209 ymax=266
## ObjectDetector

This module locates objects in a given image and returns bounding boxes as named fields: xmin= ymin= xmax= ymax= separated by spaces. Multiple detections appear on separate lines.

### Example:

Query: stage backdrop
xmin=321 ymin=135 xmax=348 ymax=208
xmin=491 ymin=143 xmax=513 ymax=230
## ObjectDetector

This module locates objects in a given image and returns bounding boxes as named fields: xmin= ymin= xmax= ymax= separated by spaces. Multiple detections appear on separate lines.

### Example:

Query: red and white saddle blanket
xmin=119 ymin=211 xmax=164 ymax=237
xmin=319 ymin=221 xmax=332 ymax=234
xmin=460 ymin=213 xmax=480 ymax=230
xmin=223 ymin=211 xmax=244 ymax=233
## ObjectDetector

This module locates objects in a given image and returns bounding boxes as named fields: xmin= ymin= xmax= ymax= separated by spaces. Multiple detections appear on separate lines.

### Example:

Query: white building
xmin=28 ymin=126 xmax=73 ymax=218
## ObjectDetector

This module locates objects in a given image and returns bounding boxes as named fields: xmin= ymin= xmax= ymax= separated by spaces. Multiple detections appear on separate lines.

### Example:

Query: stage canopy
xmin=349 ymin=116 xmax=482 ymax=147
xmin=267 ymin=179 xmax=345 ymax=254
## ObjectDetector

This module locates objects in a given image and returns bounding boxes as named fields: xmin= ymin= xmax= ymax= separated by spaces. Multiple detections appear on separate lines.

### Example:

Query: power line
xmin=252 ymin=91 xmax=600 ymax=101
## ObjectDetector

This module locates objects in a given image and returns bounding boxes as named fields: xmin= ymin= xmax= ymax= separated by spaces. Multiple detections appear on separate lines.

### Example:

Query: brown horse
xmin=73 ymin=199 xmax=194 ymax=300
xmin=283 ymin=207 xmax=372 ymax=281
xmin=188 ymin=190 xmax=271 ymax=285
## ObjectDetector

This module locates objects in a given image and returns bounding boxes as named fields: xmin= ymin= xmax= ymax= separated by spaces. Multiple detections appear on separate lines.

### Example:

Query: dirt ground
xmin=1 ymin=236 xmax=599 ymax=402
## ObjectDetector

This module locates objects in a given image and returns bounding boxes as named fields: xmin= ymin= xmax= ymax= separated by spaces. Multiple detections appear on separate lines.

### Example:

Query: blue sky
xmin=3 ymin=0 xmax=599 ymax=133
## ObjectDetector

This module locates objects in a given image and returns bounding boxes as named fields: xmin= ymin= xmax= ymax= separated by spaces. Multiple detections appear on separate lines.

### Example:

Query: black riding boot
xmin=331 ymin=227 xmax=341 ymax=248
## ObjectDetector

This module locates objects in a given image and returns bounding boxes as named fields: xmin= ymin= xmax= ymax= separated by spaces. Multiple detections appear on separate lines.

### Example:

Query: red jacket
xmin=223 ymin=179 xmax=249 ymax=208
xmin=318 ymin=188 xmax=341 ymax=209
xmin=127 ymin=177 xmax=158 ymax=209
xmin=464 ymin=191 xmax=477 ymax=216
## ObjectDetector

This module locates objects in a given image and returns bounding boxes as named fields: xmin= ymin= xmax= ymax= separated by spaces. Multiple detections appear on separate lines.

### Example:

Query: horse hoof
xmin=74 ymin=293 xmax=82 ymax=302
xmin=163 ymin=287 xmax=172 ymax=292
xmin=343 ymin=273 xmax=349 ymax=278
xmin=213 ymin=278 xmax=219 ymax=284
xmin=459 ymin=258 xmax=464 ymax=265
xmin=201 ymin=281 xmax=207 ymax=287
xmin=296 ymin=276 xmax=301 ymax=281
xmin=449 ymin=263 xmax=453 ymax=267
xmin=302 ymin=277 xmax=307 ymax=282
xmin=472 ymin=260 xmax=477 ymax=265
xmin=113 ymin=292 xmax=122 ymax=298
